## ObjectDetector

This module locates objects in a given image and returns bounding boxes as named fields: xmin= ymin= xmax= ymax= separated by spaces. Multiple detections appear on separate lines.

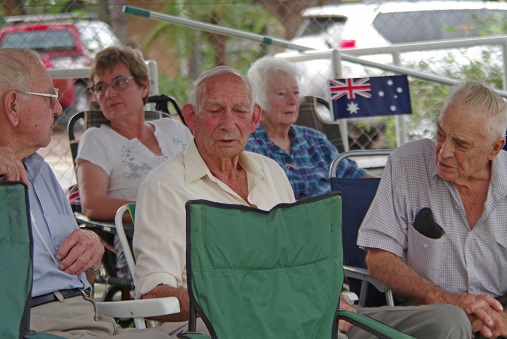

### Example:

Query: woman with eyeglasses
xmin=76 ymin=46 xmax=192 ymax=277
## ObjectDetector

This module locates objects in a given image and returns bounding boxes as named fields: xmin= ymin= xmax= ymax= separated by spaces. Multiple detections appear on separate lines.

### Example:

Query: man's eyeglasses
xmin=90 ymin=76 xmax=134 ymax=98
xmin=17 ymin=88 xmax=59 ymax=109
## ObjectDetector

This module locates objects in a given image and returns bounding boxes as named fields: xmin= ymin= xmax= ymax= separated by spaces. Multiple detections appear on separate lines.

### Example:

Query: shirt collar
xmin=489 ymin=151 xmax=507 ymax=198
xmin=184 ymin=140 xmax=264 ymax=188
xmin=254 ymin=124 xmax=310 ymax=152
xmin=22 ymin=153 xmax=44 ymax=182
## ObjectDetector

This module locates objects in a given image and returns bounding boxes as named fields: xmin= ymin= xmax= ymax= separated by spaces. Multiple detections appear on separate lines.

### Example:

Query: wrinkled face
xmin=92 ymin=63 xmax=148 ymax=121
xmin=263 ymin=71 xmax=300 ymax=127
xmin=185 ymin=73 xmax=260 ymax=161
xmin=18 ymin=62 xmax=63 ymax=149
xmin=435 ymin=107 xmax=499 ymax=183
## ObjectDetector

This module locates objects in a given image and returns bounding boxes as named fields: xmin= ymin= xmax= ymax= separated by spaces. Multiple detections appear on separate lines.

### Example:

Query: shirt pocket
xmin=406 ymin=223 xmax=446 ymax=278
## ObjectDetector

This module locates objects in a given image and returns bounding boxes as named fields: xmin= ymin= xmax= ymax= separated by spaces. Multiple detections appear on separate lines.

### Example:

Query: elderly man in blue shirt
xmin=0 ymin=48 xmax=177 ymax=338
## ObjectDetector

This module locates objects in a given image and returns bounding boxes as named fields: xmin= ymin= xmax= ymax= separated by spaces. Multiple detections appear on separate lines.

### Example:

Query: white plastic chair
xmin=94 ymin=203 xmax=180 ymax=329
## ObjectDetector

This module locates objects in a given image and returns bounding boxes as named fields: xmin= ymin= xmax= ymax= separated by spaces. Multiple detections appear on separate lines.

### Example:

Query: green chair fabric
xmin=0 ymin=182 xmax=32 ymax=339
xmin=0 ymin=181 xmax=64 ymax=339
xmin=180 ymin=193 xmax=414 ymax=339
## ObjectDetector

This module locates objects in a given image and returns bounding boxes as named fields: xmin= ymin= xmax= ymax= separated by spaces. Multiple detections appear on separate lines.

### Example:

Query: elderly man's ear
xmin=182 ymin=103 xmax=197 ymax=134
xmin=2 ymin=91 xmax=21 ymax=127
xmin=489 ymin=136 xmax=506 ymax=160
xmin=250 ymin=103 xmax=262 ymax=133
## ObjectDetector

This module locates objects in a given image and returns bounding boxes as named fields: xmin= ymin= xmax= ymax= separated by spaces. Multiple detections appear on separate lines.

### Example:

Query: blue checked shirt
xmin=246 ymin=124 xmax=366 ymax=200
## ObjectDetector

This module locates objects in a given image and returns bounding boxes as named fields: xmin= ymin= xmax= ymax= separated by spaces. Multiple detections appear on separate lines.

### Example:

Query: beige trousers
xmin=343 ymin=304 xmax=472 ymax=339
xmin=31 ymin=296 xmax=470 ymax=338
xmin=30 ymin=295 xmax=208 ymax=339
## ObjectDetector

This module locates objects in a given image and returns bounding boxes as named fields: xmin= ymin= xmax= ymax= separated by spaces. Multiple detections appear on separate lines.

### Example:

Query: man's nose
xmin=220 ymin=110 xmax=236 ymax=130
xmin=53 ymin=100 xmax=63 ymax=117
xmin=440 ymin=140 xmax=455 ymax=158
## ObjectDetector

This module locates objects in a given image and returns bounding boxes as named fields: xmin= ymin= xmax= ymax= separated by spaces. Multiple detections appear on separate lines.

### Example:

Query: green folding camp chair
xmin=179 ymin=193 xmax=414 ymax=339
xmin=0 ymin=181 xmax=63 ymax=339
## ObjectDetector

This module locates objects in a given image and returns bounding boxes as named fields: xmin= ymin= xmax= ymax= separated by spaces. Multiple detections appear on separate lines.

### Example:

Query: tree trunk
xmin=253 ymin=0 xmax=330 ymax=39
xmin=108 ymin=0 xmax=128 ymax=44
xmin=208 ymin=12 xmax=228 ymax=66
xmin=2 ymin=0 xmax=24 ymax=16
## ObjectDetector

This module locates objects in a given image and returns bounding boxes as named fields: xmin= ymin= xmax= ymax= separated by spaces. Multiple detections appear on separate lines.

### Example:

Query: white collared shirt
xmin=133 ymin=141 xmax=295 ymax=298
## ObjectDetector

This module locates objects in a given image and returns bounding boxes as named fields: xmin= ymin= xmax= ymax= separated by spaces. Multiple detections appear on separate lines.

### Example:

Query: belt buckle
xmin=80 ymin=289 xmax=91 ymax=298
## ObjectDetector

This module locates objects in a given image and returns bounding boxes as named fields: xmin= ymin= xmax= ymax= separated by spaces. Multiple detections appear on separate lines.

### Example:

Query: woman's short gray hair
xmin=440 ymin=80 xmax=507 ymax=142
xmin=247 ymin=56 xmax=301 ymax=111
xmin=188 ymin=66 xmax=256 ymax=113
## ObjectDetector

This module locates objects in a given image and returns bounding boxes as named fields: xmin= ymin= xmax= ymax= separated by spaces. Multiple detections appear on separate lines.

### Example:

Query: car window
xmin=0 ymin=29 xmax=76 ymax=51
xmin=373 ymin=9 xmax=507 ymax=43
xmin=76 ymin=24 xmax=121 ymax=53
xmin=299 ymin=17 xmax=346 ymax=37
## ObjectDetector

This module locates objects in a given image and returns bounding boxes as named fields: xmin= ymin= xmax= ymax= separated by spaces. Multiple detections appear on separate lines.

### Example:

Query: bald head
xmin=187 ymin=66 xmax=256 ymax=114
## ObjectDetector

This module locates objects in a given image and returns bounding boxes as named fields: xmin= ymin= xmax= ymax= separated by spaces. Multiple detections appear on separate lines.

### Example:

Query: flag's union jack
xmin=330 ymin=77 xmax=372 ymax=101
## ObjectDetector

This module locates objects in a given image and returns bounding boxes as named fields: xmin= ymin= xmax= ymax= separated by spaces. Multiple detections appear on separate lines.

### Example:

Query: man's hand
xmin=0 ymin=147 xmax=28 ymax=185
xmin=142 ymin=284 xmax=190 ymax=322
xmin=56 ymin=229 xmax=104 ymax=275
xmin=338 ymin=295 xmax=357 ymax=334
xmin=463 ymin=294 xmax=505 ymax=338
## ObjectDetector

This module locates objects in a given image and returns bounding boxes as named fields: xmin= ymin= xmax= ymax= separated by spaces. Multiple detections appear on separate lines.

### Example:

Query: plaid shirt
xmin=246 ymin=124 xmax=365 ymax=200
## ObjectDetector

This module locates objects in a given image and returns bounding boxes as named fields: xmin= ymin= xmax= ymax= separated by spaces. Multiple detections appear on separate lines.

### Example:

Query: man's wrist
xmin=86 ymin=262 xmax=101 ymax=273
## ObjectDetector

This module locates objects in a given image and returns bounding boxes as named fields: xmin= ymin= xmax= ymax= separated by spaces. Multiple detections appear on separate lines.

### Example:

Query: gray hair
xmin=439 ymin=80 xmax=507 ymax=142
xmin=188 ymin=66 xmax=256 ymax=113
xmin=247 ymin=55 xmax=301 ymax=111
xmin=0 ymin=48 xmax=41 ymax=95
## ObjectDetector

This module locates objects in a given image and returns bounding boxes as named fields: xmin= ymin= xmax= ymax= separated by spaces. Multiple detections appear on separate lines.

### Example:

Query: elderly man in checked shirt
xmin=358 ymin=80 xmax=507 ymax=339
xmin=245 ymin=56 xmax=374 ymax=200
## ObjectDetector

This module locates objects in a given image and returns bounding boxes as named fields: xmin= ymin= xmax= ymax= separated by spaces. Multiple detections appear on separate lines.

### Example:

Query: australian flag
xmin=329 ymin=75 xmax=412 ymax=120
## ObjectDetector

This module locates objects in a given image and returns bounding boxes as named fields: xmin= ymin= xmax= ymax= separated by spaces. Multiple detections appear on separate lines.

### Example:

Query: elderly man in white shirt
xmin=133 ymin=66 xmax=471 ymax=339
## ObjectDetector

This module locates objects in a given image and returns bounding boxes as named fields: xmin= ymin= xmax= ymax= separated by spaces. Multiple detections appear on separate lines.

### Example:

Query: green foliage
xmin=404 ymin=46 xmax=503 ymax=141
xmin=347 ymin=11 xmax=507 ymax=148
xmin=158 ymin=72 xmax=192 ymax=110
xmin=141 ymin=0 xmax=279 ymax=78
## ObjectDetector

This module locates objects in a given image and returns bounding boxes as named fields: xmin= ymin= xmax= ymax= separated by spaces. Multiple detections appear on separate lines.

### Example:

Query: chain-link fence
xmin=2 ymin=0 xmax=507 ymax=189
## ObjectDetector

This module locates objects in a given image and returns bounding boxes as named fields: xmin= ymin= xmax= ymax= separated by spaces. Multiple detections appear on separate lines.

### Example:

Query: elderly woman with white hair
xmin=245 ymin=55 xmax=373 ymax=200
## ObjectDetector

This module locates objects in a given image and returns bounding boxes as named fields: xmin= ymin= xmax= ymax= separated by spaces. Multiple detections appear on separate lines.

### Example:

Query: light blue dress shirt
xmin=24 ymin=153 xmax=90 ymax=297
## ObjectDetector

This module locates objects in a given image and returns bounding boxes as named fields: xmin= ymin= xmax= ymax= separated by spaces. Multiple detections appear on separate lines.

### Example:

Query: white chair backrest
xmin=114 ymin=204 xmax=137 ymax=279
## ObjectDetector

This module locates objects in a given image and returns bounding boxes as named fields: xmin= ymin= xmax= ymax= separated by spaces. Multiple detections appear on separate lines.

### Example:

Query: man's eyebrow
xmin=232 ymin=102 xmax=250 ymax=109
xmin=204 ymin=99 xmax=222 ymax=105
xmin=452 ymin=136 xmax=472 ymax=147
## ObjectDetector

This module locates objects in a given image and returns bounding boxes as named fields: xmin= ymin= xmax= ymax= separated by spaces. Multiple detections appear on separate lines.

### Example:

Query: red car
xmin=0 ymin=16 xmax=122 ymax=124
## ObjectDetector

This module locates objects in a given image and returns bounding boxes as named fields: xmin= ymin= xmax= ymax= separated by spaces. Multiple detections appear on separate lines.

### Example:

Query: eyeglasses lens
xmin=93 ymin=77 xmax=132 ymax=97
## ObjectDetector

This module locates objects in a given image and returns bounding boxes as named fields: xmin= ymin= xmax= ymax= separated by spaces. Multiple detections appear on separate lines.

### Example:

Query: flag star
xmin=396 ymin=87 xmax=403 ymax=93
xmin=347 ymin=102 xmax=359 ymax=114
xmin=390 ymin=105 xmax=396 ymax=112
xmin=378 ymin=91 xmax=385 ymax=97
xmin=387 ymin=80 xmax=393 ymax=86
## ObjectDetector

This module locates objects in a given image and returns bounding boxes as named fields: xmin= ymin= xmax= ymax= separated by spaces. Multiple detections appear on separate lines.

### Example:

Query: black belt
xmin=31 ymin=288 xmax=87 ymax=308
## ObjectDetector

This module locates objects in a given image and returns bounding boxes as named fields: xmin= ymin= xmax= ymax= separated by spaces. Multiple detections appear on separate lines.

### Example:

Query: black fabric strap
xmin=31 ymin=288 xmax=85 ymax=308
